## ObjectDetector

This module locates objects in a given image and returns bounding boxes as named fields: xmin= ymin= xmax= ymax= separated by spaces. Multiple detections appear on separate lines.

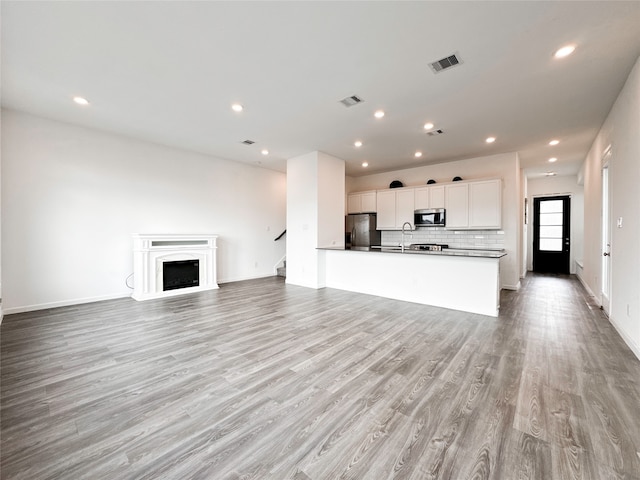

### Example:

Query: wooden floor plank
xmin=2 ymin=274 xmax=640 ymax=479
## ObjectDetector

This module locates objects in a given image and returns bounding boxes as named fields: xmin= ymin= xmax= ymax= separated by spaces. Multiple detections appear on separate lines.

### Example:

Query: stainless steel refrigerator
xmin=345 ymin=213 xmax=381 ymax=248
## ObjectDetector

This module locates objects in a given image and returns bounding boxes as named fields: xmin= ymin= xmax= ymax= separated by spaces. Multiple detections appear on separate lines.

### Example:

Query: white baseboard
xmin=502 ymin=281 xmax=521 ymax=291
xmin=218 ymin=273 xmax=278 ymax=284
xmin=576 ymin=271 xmax=598 ymax=302
xmin=2 ymin=292 xmax=132 ymax=315
xmin=574 ymin=274 xmax=639 ymax=361
xmin=609 ymin=314 xmax=640 ymax=361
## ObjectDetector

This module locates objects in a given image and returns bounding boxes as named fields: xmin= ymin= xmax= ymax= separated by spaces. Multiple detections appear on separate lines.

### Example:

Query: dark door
xmin=533 ymin=195 xmax=570 ymax=274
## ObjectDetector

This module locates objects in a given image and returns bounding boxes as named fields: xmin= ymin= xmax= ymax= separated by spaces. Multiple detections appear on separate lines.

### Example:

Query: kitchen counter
xmin=317 ymin=246 xmax=505 ymax=317
xmin=319 ymin=246 xmax=506 ymax=258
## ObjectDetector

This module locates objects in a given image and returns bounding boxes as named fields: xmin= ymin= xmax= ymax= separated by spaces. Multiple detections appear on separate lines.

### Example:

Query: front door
xmin=533 ymin=195 xmax=571 ymax=274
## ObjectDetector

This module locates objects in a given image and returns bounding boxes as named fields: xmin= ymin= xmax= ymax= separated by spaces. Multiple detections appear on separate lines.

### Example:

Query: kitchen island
xmin=318 ymin=246 xmax=506 ymax=317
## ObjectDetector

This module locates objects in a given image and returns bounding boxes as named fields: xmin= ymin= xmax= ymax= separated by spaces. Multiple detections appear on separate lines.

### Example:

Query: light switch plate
xmin=617 ymin=217 xmax=623 ymax=228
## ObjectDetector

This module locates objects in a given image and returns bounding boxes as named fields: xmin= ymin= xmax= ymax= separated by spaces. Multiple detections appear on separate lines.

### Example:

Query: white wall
xmin=526 ymin=175 xmax=584 ymax=274
xmin=521 ymin=174 xmax=528 ymax=278
xmin=286 ymin=152 xmax=320 ymax=289
xmin=1 ymin=109 xmax=287 ymax=313
xmin=582 ymin=55 xmax=640 ymax=359
xmin=0 ymin=109 xmax=3 ymax=321
xmin=317 ymin=152 xmax=345 ymax=249
xmin=348 ymin=152 xmax=521 ymax=290
xmin=286 ymin=151 xmax=344 ymax=289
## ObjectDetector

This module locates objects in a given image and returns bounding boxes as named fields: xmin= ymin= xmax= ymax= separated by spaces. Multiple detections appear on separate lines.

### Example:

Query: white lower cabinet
xmin=376 ymin=188 xmax=415 ymax=230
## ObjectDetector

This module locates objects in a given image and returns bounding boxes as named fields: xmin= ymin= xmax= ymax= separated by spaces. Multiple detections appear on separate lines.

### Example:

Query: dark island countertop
xmin=318 ymin=245 xmax=507 ymax=259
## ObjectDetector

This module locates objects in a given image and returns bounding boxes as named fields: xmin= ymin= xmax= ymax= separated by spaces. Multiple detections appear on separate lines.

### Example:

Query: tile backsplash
xmin=382 ymin=227 xmax=504 ymax=250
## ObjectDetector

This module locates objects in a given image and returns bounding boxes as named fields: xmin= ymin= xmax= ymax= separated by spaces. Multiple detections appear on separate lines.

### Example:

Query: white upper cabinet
xmin=415 ymin=187 xmax=429 ymax=209
xmin=376 ymin=188 xmax=415 ymax=230
xmin=445 ymin=179 xmax=502 ymax=230
xmin=396 ymin=189 xmax=415 ymax=227
xmin=347 ymin=191 xmax=377 ymax=213
xmin=414 ymin=185 xmax=445 ymax=209
xmin=469 ymin=179 xmax=502 ymax=229
xmin=354 ymin=178 xmax=501 ymax=231
xmin=445 ymin=183 xmax=469 ymax=228
xmin=430 ymin=185 xmax=445 ymax=208
xmin=376 ymin=190 xmax=397 ymax=229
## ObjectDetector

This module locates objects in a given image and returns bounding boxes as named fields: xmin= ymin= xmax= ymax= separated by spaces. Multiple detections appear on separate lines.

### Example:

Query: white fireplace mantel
xmin=132 ymin=233 xmax=219 ymax=301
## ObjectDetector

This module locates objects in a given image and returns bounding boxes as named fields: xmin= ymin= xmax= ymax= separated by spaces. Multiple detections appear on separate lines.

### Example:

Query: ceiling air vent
xmin=339 ymin=95 xmax=364 ymax=107
xmin=426 ymin=129 xmax=444 ymax=136
xmin=241 ymin=140 xmax=255 ymax=145
xmin=429 ymin=54 xmax=461 ymax=73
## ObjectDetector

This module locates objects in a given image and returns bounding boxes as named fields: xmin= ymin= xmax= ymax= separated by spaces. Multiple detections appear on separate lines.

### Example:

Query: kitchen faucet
xmin=401 ymin=222 xmax=413 ymax=253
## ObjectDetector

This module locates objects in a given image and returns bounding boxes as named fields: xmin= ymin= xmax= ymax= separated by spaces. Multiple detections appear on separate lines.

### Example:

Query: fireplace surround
xmin=132 ymin=234 xmax=218 ymax=301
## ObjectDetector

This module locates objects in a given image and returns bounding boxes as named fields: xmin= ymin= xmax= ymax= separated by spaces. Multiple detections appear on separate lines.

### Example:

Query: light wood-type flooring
xmin=2 ymin=274 xmax=640 ymax=479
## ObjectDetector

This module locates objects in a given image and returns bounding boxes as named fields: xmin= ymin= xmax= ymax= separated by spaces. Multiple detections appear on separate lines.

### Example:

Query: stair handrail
xmin=274 ymin=229 xmax=286 ymax=241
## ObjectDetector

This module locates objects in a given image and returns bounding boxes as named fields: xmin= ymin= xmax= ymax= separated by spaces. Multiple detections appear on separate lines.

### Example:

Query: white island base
xmin=321 ymin=249 xmax=502 ymax=317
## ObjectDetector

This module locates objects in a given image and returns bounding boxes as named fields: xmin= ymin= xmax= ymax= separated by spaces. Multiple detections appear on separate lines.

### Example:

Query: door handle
xmin=603 ymin=252 xmax=610 ymax=257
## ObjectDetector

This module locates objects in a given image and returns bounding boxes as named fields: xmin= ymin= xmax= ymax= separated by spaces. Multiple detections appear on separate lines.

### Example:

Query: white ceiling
xmin=2 ymin=1 xmax=640 ymax=178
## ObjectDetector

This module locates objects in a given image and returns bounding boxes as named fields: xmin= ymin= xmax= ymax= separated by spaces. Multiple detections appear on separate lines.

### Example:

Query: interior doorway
xmin=601 ymin=157 xmax=611 ymax=315
xmin=533 ymin=195 xmax=571 ymax=274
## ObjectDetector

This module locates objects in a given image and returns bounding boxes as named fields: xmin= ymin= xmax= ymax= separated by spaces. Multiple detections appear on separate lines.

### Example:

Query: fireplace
xmin=132 ymin=234 xmax=218 ymax=301
xmin=163 ymin=260 xmax=199 ymax=291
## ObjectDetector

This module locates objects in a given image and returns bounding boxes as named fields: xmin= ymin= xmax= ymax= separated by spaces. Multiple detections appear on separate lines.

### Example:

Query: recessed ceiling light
xmin=414 ymin=151 xmax=422 ymax=158
xmin=362 ymin=162 xmax=369 ymax=167
xmin=423 ymin=122 xmax=434 ymax=130
xmin=354 ymin=140 xmax=363 ymax=147
xmin=549 ymin=139 xmax=560 ymax=146
xmin=261 ymin=149 xmax=269 ymax=155
xmin=554 ymin=45 xmax=576 ymax=59
xmin=548 ymin=157 xmax=558 ymax=163
xmin=545 ymin=172 xmax=557 ymax=176
xmin=374 ymin=110 xmax=385 ymax=119
xmin=73 ymin=96 xmax=89 ymax=106
xmin=485 ymin=137 xmax=496 ymax=143
xmin=231 ymin=103 xmax=243 ymax=112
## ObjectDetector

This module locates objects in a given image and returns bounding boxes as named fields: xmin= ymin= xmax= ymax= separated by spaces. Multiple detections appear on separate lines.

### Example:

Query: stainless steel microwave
xmin=414 ymin=208 xmax=446 ymax=227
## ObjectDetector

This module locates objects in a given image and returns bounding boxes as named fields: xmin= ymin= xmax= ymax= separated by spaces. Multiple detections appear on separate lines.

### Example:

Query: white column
xmin=286 ymin=151 xmax=345 ymax=289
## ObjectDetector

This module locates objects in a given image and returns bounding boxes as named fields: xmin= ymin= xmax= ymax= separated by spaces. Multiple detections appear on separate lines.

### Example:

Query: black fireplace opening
xmin=163 ymin=260 xmax=199 ymax=291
